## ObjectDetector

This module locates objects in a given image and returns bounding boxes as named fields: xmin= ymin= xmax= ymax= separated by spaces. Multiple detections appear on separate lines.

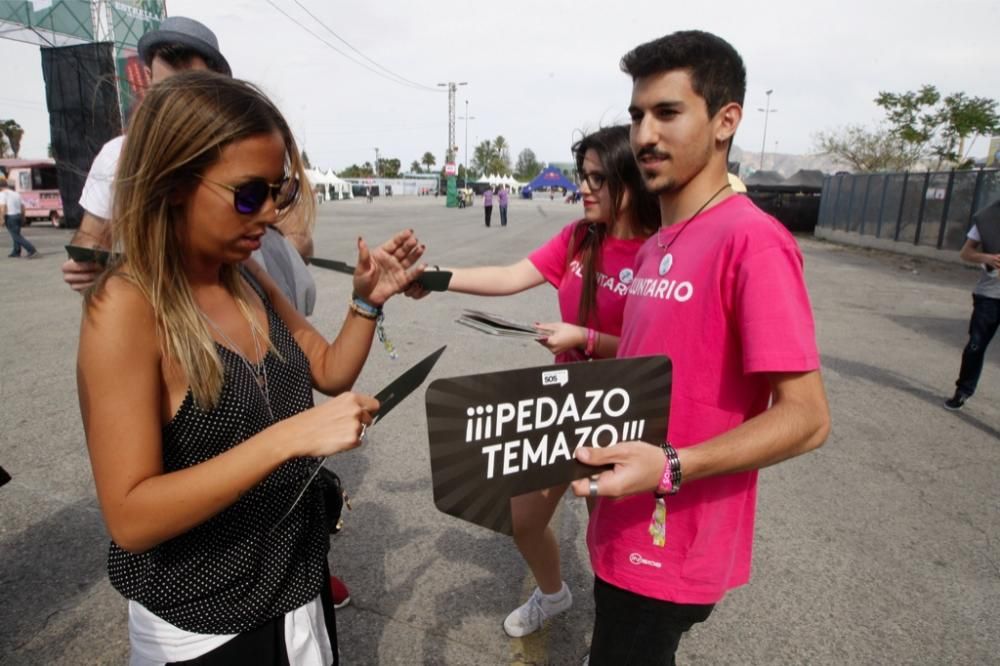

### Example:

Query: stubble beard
xmin=643 ymin=173 xmax=678 ymax=196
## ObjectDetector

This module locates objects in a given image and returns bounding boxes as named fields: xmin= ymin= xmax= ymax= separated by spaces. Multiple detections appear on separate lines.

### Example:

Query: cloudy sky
xmin=2 ymin=0 xmax=998 ymax=172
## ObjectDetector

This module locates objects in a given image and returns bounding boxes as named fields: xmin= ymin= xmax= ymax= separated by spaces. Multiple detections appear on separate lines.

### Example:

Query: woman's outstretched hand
xmin=534 ymin=321 xmax=586 ymax=355
xmin=353 ymin=229 xmax=425 ymax=306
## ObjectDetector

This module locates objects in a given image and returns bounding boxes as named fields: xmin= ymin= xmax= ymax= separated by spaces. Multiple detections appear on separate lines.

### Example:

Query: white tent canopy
xmin=476 ymin=173 xmax=524 ymax=189
xmin=306 ymin=168 xmax=352 ymax=200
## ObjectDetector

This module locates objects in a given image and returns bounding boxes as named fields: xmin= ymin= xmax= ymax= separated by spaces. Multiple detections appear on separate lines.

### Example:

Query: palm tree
xmin=492 ymin=135 xmax=512 ymax=175
xmin=410 ymin=160 xmax=422 ymax=173
xmin=473 ymin=139 xmax=497 ymax=175
xmin=421 ymin=151 xmax=436 ymax=173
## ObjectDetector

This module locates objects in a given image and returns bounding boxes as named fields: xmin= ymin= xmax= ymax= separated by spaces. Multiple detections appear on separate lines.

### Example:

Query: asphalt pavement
xmin=1 ymin=195 xmax=997 ymax=664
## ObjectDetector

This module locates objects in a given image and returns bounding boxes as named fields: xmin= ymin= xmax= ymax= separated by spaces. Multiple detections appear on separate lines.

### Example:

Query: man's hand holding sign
xmin=425 ymin=356 xmax=671 ymax=534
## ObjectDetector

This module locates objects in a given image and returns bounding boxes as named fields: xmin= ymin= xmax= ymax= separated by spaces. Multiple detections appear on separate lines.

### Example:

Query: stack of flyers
xmin=456 ymin=309 xmax=542 ymax=338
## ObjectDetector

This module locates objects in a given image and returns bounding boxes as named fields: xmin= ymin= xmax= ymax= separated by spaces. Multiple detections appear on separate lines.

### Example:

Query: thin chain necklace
xmin=201 ymin=310 xmax=274 ymax=420
xmin=654 ymin=183 xmax=731 ymax=276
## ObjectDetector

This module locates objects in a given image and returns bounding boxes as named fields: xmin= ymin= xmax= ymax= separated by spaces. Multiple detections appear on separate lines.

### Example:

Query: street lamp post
xmin=459 ymin=99 xmax=476 ymax=185
xmin=758 ymin=89 xmax=777 ymax=170
xmin=436 ymin=81 xmax=467 ymax=163
xmin=437 ymin=81 xmax=467 ymax=208
xmin=374 ymin=147 xmax=380 ymax=177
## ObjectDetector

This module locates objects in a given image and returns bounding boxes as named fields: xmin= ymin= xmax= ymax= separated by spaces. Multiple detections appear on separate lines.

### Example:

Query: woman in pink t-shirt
xmin=409 ymin=125 xmax=659 ymax=637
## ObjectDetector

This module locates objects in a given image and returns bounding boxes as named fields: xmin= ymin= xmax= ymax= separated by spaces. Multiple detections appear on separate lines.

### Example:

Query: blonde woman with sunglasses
xmin=78 ymin=72 xmax=423 ymax=665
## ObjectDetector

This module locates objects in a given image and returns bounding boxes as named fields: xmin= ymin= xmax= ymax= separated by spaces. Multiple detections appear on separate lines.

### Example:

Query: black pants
xmin=589 ymin=576 xmax=714 ymax=666
xmin=956 ymin=293 xmax=1000 ymax=396
xmin=484 ymin=205 xmax=493 ymax=226
xmin=168 ymin=570 xmax=339 ymax=666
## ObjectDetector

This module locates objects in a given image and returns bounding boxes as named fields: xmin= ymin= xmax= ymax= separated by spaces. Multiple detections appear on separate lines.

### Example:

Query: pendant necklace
xmin=201 ymin=310 xmax=275 ymax=421
xmin=655 ymin=183 xmax=731 ymax=276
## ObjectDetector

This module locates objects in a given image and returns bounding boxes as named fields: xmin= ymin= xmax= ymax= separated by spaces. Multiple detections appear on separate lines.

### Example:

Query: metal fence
xmin=816 ymin=168 xmax=1000 ymax=251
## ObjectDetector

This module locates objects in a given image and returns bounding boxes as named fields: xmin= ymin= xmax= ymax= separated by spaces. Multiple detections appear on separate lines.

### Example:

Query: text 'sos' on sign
xmin=425 ymin=356 xmax=671 ymax=534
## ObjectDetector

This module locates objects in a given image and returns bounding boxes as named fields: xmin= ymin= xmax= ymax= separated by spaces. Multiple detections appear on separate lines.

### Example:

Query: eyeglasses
xmin=579 ymin=171 xmax=607 ymax=191
xmin=198 ymin=175 xmax=300 ymax=214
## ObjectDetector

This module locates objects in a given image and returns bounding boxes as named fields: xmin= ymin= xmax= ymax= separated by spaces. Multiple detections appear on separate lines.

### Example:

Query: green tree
xmin=301 ymin=149 xmax=312 ymax=169
xmin=472 ymin=139 xmax=496 ymax=175
xmin=339 ymin=162 xmax=375 ymax=178
xmin=410 ymin=160 xmax=422 ymax=173
xmin=473 ymin=136 xmax=512 ymax=176
xmin=491 ymin=135 xmax=512 ymax=175
xmin=934 ymin=92 xmax=1000 ymax=167
xmin=814 ymin=124 xmax=922 ymax=172
xmin=421 ymin=151 xmax=436 ymax=173
xmin=377 ymin=157 xmax=402 ymax=178
xmin=1 ymin=120 xmax=24 ymax=158
xmin=876 ymin=85 xmax=1000 ymax=168
xmin=875 ymin=85 xmax=940 ymax=149
xmin=514 ymin=148 xmax=541 ymax=181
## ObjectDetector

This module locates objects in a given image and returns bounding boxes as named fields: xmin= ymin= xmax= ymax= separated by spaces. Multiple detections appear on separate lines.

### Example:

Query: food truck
xmin=0 ymin=158 xmax=65 ymax=226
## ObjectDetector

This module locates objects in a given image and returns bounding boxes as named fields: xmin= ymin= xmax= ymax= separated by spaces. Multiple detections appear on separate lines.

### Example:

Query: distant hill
xmin=730 ymin=144 xmax=849 ymax=178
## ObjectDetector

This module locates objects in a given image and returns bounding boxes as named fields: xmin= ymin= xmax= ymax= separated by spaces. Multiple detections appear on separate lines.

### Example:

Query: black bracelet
xmin=655 ymin=442 xmax=681 ymax=497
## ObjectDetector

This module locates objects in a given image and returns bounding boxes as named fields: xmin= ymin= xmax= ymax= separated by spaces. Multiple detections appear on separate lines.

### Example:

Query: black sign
xmin=425 ymin=356 xmax=671 ymax=534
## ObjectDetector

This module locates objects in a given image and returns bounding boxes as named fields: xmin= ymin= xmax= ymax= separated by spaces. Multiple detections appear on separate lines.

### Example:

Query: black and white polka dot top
xmin=107 ymin=277 xmax=329 ymax=634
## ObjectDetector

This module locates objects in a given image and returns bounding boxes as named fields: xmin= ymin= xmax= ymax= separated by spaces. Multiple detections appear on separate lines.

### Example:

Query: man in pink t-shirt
xmin=571 ymin=31 xmax=830 ymax=665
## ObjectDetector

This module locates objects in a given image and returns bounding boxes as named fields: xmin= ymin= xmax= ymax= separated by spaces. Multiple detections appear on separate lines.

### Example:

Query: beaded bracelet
xmin=350 ymin=294 xmax=398 ymax=359
xmin=654 ymin=442 xmax=681 ymax=497
xmin=349 ymin=293 xmax=381 ymax=320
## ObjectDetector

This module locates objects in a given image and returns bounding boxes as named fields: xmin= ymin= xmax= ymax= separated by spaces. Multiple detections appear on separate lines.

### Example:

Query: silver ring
xmin=589 ymin=477 xmax=600 ymax=498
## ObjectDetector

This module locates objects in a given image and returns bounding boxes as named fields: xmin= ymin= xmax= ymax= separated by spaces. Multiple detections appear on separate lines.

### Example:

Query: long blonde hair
xmin=90 ymin=71 xmax=314 ymax=410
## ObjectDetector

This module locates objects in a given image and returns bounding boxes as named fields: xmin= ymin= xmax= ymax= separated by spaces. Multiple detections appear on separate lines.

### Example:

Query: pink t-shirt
xmin=587 ymin=195 xmax=820 ymax=604
xmin=528 ymin=221 xmax=645 ymax=363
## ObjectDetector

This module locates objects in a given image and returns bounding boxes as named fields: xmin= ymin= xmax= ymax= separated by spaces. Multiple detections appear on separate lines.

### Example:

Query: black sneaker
xmin=943 ymin=391 xmax=969 ymax=411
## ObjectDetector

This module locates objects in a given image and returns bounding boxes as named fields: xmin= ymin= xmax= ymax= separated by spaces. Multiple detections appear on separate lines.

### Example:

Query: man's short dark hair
xmin=147 ymin=43 xmax=227 ymax=75
xmin=620 ymin=30 xmax=746 ymax=117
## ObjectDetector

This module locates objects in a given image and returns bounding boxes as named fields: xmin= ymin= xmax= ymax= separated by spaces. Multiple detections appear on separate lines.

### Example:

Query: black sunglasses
xmin=199 ymin=175 xmax=300 ymax=214
xmin=579 ymin=171 xmax=607 ymax=191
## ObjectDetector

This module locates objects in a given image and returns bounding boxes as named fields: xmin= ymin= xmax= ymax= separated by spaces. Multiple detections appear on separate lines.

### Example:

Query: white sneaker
xmin=503 ymin=583 xmax=573 ymax=637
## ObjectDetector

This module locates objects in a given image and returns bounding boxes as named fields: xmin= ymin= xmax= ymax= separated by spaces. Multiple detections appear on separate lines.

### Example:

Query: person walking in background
xmin=483 ymin=186 xmax=493 ymax=227
xmin=0 ymin=178 xmax=38 ymax=258
xmin=943 ymin=198 xmax=1000 ymax=411
xmin=499 ymin=185 xmax=509 ymax=227
xmin=407 ymin=125 xmax=660 ymax=638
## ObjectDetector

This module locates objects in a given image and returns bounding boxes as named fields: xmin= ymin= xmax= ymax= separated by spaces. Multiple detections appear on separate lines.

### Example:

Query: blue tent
xmin=525 ymin=166 xmax=578 ymax=193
